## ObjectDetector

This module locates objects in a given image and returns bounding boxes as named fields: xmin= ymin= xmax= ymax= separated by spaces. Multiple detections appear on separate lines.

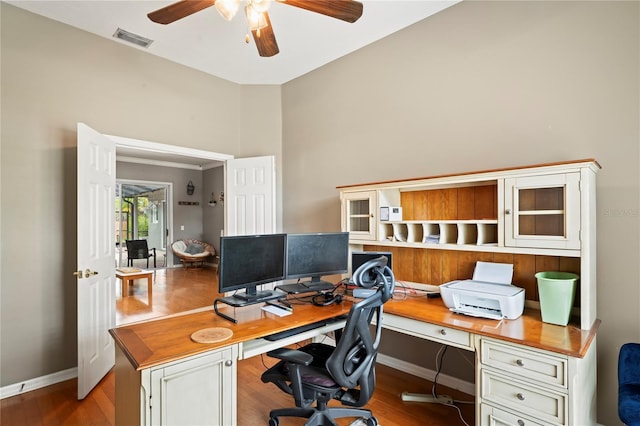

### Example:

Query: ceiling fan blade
xmin=148 ymin=0 xmax=216 ymax=25
xmin=279 ymin=0 xmax=363 ymax=23
xmin=252 ymin=13 xmax=279 ymax=57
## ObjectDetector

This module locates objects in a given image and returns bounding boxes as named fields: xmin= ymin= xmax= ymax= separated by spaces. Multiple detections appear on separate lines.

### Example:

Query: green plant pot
xmin=535 ymin=271 xmax=579 ymax=326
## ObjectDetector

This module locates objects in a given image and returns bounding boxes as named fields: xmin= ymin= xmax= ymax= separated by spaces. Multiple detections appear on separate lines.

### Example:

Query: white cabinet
xmin=504 ymin=173 xmax=581 ymax=250
xmin=115 ymin=344 xmax=239 ymax=426
xmin=146 ymin=346 xmax=237 ymax=426
xmin=477 ymin=336 xmax=597 ymax=426
xmin=341 ymin=190 xmax=378 ymax=241
xmin=338 ymin=160 xmax=600 ymax=330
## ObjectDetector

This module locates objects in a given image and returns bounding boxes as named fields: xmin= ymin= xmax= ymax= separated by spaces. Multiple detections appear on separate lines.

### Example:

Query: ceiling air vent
xmin=113 ymin=28 xmax=153 ymax=48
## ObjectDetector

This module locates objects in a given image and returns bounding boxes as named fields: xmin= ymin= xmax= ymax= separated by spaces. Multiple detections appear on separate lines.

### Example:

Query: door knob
xmin=84 ymin=269 xmax=99 ymax=278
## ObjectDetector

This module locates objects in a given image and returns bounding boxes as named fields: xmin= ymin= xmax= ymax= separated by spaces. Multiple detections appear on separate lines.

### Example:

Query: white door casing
xmin=225 ymin=156 xmax=276 ymax=236
xmin=76 ymin=123 xmax=116 ymax=399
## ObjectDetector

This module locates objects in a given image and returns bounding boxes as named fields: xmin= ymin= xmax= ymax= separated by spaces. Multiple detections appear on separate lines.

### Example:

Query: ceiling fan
xmin=147 ymin=0 xmax=364 ymax=57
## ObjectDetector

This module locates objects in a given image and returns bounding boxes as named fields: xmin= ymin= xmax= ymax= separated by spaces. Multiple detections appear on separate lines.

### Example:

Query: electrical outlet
xmin=180 ymin=225 xmax=184 ymax=231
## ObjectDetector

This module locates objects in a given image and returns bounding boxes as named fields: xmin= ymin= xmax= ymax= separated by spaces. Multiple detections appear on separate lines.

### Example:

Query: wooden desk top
xmin=383 ymin=295 xmax=599 ymax=358
xmin=110 ymin=294 xmax=599 ymax=371
xmin=109 ymin=301 xmax=352 ymax=371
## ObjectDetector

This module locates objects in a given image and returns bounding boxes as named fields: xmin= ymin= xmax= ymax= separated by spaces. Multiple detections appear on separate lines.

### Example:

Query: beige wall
xmin=1 ymin=1 xmax=638 ymax=425
xmin=281 ymin=2 xmax=639 ymax=425
xmin=0 ymin=3 xmax=281 ymax=387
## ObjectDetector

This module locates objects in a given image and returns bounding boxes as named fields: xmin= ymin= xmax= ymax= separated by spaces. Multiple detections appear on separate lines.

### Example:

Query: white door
xmin=225 ymin=156 xmax=276 ymax=236
xmin=76 ymin=123 xmax=116 ymax=399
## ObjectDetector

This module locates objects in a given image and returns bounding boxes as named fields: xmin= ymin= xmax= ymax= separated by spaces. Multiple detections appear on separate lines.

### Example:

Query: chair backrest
xmin=126 ymin=239 xmax=149 ymax=259
xmin=325 ymin=256 xmax=394 ymax=406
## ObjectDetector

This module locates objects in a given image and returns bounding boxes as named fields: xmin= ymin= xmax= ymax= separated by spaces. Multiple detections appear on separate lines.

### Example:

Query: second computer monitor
xmin=351 ymin=251 xmax=393 ymax=280
xmin=285 ymin=232 xmax=349 ymax=287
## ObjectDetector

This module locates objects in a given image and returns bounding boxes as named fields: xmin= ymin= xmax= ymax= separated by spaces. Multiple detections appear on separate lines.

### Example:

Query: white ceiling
xmin=7 ymin=0 xmax=460 ymax=85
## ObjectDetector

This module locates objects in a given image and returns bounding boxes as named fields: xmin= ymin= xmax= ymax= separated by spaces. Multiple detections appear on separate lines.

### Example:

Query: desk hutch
xmin=338 ymin=159 xmax=600 ymax=425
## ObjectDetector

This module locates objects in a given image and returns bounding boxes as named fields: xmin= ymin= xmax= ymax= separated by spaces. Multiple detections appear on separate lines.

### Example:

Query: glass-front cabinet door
xmin=504 ymin=173 xmax=581 ymax=250
xmin=342 ymin=190 xmax=377 ymax=241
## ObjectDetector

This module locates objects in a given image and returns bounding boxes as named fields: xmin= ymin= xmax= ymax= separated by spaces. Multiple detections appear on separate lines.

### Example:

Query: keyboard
xmin=264 ymin=320 xmax=327 ymax=341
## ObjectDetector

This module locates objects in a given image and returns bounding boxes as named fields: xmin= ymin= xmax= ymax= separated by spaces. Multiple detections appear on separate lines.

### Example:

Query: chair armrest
xmin=266 ymin=348 xmax=313 ymax=366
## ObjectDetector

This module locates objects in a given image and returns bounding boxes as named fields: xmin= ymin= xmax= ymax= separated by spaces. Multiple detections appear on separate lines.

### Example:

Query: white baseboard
xmin=376 ymin=353 xmax=475 ymax=397
xmin=0 ymin=367 xmax=78 ymax=399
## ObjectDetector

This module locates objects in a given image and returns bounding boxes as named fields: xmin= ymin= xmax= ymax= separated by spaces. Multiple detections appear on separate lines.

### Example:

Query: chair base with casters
xmin=261 ymin=256 xmax=394 ymax=426
xmin=619 ymin=342 xmax=640 ymax=426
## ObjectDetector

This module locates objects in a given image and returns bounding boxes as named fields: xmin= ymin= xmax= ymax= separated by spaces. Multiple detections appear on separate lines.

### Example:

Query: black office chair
xmin=125 ymin=239 xmax=156 ymax=268
xmin=261 ymin=256 xmax=395 ymax=426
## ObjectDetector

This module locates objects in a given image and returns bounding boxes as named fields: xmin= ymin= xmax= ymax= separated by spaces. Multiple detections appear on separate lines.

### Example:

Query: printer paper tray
xmin=450 ymin=307 xmax=504 ymax=320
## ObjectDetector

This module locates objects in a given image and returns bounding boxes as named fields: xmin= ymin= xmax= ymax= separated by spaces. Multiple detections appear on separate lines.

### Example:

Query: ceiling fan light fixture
xmin=250 ymin=0 xmax=272 ymax=13
xmin=245 ymin=4 xmax=267 ymax=31
xmin=215 ymin=0 xmax=240 ymax=21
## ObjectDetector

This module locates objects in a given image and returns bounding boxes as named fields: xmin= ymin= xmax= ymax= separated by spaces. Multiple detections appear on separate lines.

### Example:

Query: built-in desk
xmin=110 ymin=296 xmax=599 ymax=426
xmin=381 ymin=296 xmax=599 ymax=426
xmin=109 ymin=302 xmax=351 ymax=425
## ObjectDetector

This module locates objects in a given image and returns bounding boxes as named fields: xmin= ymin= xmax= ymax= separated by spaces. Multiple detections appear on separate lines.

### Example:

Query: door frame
xmin=116 ymin=179 xmax=173 ymax=267
xmin=109 ymin=133 xmax=235 ymax=267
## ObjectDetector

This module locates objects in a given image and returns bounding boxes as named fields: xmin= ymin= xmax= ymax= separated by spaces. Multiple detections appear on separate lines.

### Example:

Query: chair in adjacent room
xmin=261 ymin=256 xmax=395 ymax=426
xmin=125 ymin=239 xmax=156 ymax=269
xmin=619 ymin=342 xmax=640 ymax=426
xmin=171 ymin=239 xmax=215 ymax=268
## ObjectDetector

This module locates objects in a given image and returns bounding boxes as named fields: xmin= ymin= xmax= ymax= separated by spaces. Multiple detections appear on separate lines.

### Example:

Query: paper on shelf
xmin=261 ymin=305 xmax=292 ymax=317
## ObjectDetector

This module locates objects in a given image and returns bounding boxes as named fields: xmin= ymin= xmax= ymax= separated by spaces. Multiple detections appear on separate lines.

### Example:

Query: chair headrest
xmin=352 ymin=255 xmax=395 ymax=302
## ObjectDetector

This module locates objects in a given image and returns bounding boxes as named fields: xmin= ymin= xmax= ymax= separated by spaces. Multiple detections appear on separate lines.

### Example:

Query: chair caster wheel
xmin=269 ymin=417 xmax=279 ymax=426
xmin=366 ymin=416 xmax=378 ymax=426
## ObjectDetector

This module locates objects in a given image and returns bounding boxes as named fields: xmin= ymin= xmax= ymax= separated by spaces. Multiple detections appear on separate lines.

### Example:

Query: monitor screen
xmin=351 ymin=251 xmax=393 ymax=278
xmin=285 ymin=232 xmax=349 ymax=283
xmin=218 ymin=233 xmax=286 ymax=301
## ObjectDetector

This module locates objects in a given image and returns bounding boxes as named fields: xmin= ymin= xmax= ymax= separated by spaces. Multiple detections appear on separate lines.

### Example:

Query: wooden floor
xmin=2 ymin=266 xmax=475 ymax=425
xmin=116 ymin=266 xmax=221 ymax=325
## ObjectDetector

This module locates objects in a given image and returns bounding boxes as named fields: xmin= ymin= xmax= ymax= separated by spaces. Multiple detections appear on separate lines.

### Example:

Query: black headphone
xmin=312 ymin=292 xmax=343 ymax=306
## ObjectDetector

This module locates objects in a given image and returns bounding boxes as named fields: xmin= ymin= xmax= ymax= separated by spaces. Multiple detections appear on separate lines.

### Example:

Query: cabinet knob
xmin=439 ymin=329 xmax=447 ymax=336
xmin=505 ymin=209 xmax=512 ymax=215
xmin=517 ymin=420 xmax=525 ymax=426
xmin=516 ymin=359 xmax=524 ymax=367
xmin=516 ymin=393 xmax=525 ymax=401
xmin=225 ymin=360 xmax=233 ymax=367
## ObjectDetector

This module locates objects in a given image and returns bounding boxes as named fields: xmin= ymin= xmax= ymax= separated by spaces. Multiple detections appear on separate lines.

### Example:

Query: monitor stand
xmin=276 ymin=279 xmax=335 ymax=295
xmin=213 ymin=290 xmax=286 ymax=323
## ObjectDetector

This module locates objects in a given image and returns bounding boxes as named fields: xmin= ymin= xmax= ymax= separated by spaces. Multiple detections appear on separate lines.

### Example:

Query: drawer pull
xmin=516 ymin=392 xmax=525 ymax=401
xmin=516 ymin=359 xmax=524 ymax=367
xmin=517 ymin=420 xmax=525 ymax=426
xmin=439 ymin=329 xmax=447 ymax=336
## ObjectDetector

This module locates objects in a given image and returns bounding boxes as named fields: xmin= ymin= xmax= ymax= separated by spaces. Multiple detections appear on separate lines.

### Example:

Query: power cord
xmin=431 ymin=345 xmax=473 ymax=426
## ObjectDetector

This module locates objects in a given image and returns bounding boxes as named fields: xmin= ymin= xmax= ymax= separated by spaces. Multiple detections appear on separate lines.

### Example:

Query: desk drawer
xmin=480 ymin=403 xmax=551 ymax=426
xmin=382 ymin=314 xmax=472 ymax=350
xmin=480 ymin=370 xmax=567 ymax=425
xmin=480 ymin=339 xmax=567 ymax=388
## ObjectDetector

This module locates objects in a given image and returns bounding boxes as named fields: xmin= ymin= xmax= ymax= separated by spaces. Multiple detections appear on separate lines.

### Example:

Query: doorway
xmin=115 ymin=180 xmax=172 ymax=269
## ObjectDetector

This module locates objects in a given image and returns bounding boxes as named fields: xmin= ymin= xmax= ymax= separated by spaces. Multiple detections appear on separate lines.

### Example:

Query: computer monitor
xmin=218 ymin=233 xmax=286 ymax=302
xmin=351 ymin=251 xmax=393 ymax=281
xmin=284 ymin=232 xmax=349 ymax=288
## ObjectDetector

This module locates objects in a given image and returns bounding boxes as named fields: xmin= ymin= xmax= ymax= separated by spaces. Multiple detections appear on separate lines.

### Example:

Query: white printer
xmin=440 ymin=261 xmax=525 ymax=320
